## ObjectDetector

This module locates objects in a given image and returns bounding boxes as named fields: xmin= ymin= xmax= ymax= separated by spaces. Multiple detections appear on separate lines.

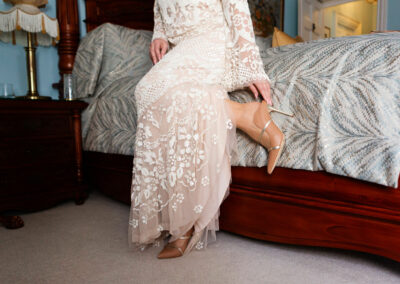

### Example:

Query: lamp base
xmin=16 ymin=94 xmax=52 ymax=100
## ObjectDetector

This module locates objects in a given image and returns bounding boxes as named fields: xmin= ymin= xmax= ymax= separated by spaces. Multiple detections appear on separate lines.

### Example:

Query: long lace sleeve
xmin=222 ymin=0 xmax=269 ymax=91
xmin=152 ymin=1 xmax=168 ymax=42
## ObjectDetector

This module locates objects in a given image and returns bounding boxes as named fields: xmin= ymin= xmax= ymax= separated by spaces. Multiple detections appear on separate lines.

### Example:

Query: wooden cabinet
xmin=0 ymin=100 xmax=88 ymax=225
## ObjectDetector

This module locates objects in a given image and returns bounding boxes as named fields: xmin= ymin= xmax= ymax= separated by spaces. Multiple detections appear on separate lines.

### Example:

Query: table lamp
xmin=0 ymin=0 xmax=59 ymax=100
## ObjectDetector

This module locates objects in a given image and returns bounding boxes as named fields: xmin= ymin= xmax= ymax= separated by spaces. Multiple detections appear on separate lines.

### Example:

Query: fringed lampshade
xmin=0 ymin=0 xmax=60 ymax=99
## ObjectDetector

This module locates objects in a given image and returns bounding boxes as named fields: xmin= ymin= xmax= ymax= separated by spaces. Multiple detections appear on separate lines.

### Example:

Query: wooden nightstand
xmin=0 ymin=99 xmax=88 ymax=228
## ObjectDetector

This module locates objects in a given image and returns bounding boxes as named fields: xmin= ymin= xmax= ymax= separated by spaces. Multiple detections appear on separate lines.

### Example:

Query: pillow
xmin=73 ymin=24 xmax=153 ymax=99
xmin=255 ymin=35 xmax=273 ymax=51
xmin=272 ymin=27 xmax=303 ymax=47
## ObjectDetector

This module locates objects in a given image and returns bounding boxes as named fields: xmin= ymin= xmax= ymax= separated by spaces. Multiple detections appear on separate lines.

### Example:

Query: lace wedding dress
xmin=129 ymin=0 xmax=269 ymax=253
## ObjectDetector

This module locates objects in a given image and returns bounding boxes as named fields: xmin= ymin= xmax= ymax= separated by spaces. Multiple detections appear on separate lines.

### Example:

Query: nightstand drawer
xmin=0 ymin=114 xmax=71 ymax=139
xmin=0 ymin=162 xmax=77 ymax=197
xmin=0 ymin=138 xmax=75 ymax=168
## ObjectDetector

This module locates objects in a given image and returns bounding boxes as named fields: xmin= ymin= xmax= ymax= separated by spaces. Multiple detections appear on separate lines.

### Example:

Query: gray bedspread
xmin=73 ymin=23 xmax=400 ymax=187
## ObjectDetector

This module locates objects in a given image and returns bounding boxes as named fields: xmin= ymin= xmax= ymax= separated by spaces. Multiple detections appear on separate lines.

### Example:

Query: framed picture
xmin=248 ymin=0 xmax=285 ymax=37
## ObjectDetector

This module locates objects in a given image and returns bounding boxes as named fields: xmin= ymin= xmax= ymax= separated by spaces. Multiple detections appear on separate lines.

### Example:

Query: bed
xmin=57 ymin=0 xmax=400 ymax=261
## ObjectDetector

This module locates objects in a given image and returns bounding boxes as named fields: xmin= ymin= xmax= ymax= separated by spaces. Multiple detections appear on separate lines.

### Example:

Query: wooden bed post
xmin=56 ymin=0 xmax=81 ymax=100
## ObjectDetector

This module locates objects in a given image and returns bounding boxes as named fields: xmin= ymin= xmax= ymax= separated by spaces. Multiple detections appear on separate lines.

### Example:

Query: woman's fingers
xmin=249 ymin=84 xmax=259 ymax=99
xmin=149 ymin=42 xmax=157 ymax=64
xmin=155 ymin=42 xmax=162 ymax=62
xmin=254 ymin=80 xmax=272 ymax=105
xmin=150 ymin=39 xmax=169 ymax=64
xmin=160 ymin=43 xmax=168 ymax=59
xmin=264 ymin=82 xmax=272 ymax=105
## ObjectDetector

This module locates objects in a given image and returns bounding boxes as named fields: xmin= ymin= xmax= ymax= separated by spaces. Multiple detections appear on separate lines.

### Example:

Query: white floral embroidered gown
xmin=129 ymin=0 xmax=269 ymax=253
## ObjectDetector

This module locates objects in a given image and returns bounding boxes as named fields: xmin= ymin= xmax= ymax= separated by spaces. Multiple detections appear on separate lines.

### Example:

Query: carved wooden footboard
xmin=57 ymin=0 xmax=400 ymax=262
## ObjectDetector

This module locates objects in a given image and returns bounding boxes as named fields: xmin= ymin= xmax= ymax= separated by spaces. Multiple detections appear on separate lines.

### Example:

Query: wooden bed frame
xmin=56 ymin=0 xmax=400 ymax=262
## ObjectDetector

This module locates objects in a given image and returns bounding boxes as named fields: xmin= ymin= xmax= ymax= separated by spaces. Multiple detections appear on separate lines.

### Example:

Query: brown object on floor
xmin=0 ymin=216 xmax=24 ymax=229
xmin=57 ymin=0 xmax=400 ymax=263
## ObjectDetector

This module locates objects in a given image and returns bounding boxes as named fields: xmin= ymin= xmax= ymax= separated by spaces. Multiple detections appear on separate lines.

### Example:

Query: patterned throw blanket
xmin=73 ymin=24 xmax=400 ymax=187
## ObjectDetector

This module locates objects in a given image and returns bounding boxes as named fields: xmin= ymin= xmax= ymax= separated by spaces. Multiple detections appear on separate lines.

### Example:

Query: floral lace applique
xmin=194 ymin=205 xmax=203 ymax=214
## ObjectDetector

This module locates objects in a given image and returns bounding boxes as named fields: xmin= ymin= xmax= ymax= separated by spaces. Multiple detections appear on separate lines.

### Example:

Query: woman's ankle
xmin=235 ymin=102 xmax=259 ymax=130
xmin=225 ymin=100 xmax=241 ymax=126
xmin=253 ymin=101 xmax=272 ymax=130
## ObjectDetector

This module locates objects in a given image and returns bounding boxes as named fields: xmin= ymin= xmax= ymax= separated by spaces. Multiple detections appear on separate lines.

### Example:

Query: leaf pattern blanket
xmin=73 ymin=24 xmax=400 ymax=187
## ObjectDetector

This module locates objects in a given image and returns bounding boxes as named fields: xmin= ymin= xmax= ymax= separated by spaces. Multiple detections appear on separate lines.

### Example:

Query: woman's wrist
xmin=151 ymin=34 xmax=168 ymax=43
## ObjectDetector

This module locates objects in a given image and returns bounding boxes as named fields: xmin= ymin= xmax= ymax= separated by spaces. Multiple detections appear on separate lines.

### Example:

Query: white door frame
xmin=298 ymin=0 xmax=387 ymax=38
xmin=376 ymin=0 xmax=387 ymax=30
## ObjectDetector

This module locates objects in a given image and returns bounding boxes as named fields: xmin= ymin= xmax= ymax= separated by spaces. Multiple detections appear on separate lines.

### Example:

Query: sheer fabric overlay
xmin=129 ymin=0 xmax=267 ymax=253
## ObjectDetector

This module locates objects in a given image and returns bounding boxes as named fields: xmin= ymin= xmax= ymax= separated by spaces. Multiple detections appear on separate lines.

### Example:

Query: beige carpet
xmin=1 ymin=191 xmax=400 ymax=284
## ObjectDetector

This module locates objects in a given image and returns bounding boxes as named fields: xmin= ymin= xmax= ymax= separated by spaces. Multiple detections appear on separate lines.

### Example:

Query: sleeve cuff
xmin=151 ymin=33 xmax=168 ymax=43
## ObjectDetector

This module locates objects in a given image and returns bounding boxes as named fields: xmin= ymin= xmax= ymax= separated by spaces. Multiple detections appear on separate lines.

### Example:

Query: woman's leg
xmin=226 ymin=100 xmax=283 ymax=154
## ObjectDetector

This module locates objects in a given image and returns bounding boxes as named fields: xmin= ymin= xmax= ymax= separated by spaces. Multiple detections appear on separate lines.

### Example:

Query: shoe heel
xmin=267 ymin=105 xmax=294 ymax=117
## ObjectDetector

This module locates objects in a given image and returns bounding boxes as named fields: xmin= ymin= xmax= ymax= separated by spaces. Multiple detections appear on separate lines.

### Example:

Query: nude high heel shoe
xmin=258 ymin=101 xmax=293 ymax=174
xmin=157 ymin=227 xmax=194 ymax=259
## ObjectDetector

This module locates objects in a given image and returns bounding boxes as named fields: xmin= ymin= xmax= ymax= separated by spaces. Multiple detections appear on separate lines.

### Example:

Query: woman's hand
xmin=150 ymin=39 xmax=169 ymax=64
xmin=249 ymin=80 xmax=272 ymax=105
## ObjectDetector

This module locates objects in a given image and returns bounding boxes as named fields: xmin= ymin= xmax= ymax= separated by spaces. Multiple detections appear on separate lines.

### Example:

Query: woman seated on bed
xmin=129 ymin=0 xmax=292 ymax=259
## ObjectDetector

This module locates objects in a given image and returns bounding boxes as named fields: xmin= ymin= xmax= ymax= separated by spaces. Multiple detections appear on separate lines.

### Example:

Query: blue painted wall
xmin=284 ymin=0 xmax=298 ymax=37
xmin=78 ymin=0 xmax=87 ymax=38
xmin=387 ymin=0 xmax=400 ymax=30
xmin=0 ymin=0 xmax=86 ymax=99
